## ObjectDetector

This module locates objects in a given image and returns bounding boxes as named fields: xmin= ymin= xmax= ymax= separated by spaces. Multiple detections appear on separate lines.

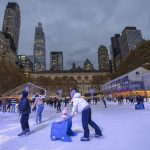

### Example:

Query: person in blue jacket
xmin=18 ymin=91 xmax=31 ymax=136
xmin=70 ymin=89 xmax=102 ymax=141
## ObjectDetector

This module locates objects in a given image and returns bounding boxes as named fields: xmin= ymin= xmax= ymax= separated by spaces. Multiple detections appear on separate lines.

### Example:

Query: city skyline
xmin=0 ymin=0 xmax=150 ymax=69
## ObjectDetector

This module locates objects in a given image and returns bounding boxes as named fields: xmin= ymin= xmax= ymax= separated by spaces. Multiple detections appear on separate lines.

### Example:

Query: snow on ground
xmin=1 ymin=102 xmax=150 ymax=150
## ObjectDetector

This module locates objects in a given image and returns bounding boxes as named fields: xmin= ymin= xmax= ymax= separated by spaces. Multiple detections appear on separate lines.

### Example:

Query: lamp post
xmin=141 ymin=75 xmax=147 ymax=101
xmin=89 ymin=88 xmax=95 ymax=101
xmin=57 ymin=89 xmax=63 ymax=100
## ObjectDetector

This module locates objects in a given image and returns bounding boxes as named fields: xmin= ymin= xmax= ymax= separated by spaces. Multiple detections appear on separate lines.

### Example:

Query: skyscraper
xmin=2 ymin=2 xmax=20 ymax=54
xmin=111 ymin=34 xmax=122 ymax=71
xmin=119 ymin=26 xmax=143 ymax=60
xmin=33 ymin=22 xmax=46 ymax=71
xmin=98 ymin=45 xmax=109 ymax=72
xmin=17 ymin=55 xmax=33 ymax=77
xmin=0 ymin=31 xmax=16 ymax=63
xmin=50 ymin=52 xmax=63 ymax=71
xmin=83 ymin=59 xmax=94 ymax=71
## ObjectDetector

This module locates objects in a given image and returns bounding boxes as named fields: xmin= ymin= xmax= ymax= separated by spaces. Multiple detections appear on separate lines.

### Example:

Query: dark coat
xmin=19 ymin=91 xmax=31 ymax=115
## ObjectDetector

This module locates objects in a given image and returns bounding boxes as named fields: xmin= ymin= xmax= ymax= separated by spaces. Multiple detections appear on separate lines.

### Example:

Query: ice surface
xmin=0 ymin=102 xmax=150 ymax=150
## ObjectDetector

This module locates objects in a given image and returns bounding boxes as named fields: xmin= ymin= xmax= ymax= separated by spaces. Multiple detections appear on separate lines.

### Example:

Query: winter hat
xmin=70 ymin=89 xmax=77 ymax=98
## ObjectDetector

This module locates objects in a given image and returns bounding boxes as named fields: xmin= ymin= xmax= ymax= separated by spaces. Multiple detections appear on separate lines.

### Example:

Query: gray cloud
xmin=0 ymin=0 xmax=150 ymax=69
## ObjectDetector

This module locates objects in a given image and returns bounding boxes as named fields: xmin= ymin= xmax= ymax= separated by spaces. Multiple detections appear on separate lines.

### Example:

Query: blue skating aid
xmin=50 ymin=116 xmax=77 ymax=142
xmin=135 ymin=102 xmax=145 ymax=110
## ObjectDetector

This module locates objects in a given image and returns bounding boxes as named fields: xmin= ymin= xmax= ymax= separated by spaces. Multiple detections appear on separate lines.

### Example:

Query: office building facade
xmin=50 ymin=52 xmax=63 ymax=71
xmin=111 ymin=34 xmax=122 ymax=71
xmin=2 ymin=2 xmax=20 ymax=54
xmin=98 ymin=45 xmax=110 ymax=72
xmin=17 ymin=55 xmax=33 ymax=76
xmin=0 ymin=31 xmax=16 ymax=63
xmin=119 ymin=27 xmax=143 ymax=60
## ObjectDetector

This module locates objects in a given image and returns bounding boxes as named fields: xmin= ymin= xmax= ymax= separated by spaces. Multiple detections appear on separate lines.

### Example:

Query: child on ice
xmin=56 ymin=107 xmax=68 ymax=122
xmin=50 ymin=107 xmax=76 ymax=142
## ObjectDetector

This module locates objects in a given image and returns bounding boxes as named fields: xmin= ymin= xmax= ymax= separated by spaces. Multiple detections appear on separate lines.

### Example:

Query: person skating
xmin=64 ymin=97 xmax=68 ymax=107
xmin=18 ymin=91 xmax=31 ymax=136
xmin=56 ymin=99 xmax=61 ymax=113
xmin=102 ymin=96 xmax=107 ymax=108
xmin=11 ymin=98 xmax=17 ymax=113
xmin=70 ymin=89 xmax=102 ymax=141
xmin=32 ymin=94 xmax=44 ymax=124
xmin=2 ymin=99 xmax=7 ymax=112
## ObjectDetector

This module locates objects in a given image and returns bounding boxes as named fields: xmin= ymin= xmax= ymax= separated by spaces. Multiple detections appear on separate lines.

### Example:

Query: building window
xmin=85 ymin=76 xmax=89 ymax=81
xmin=77 ymin=76 xmax=81 ymax=81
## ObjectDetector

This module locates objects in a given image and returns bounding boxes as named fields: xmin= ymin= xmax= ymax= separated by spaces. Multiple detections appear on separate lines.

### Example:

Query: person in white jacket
xmin=70 ymin=89 xmax=102 ymax=141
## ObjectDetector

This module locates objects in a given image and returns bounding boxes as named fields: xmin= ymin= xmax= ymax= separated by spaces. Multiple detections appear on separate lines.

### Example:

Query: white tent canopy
xmin=2 ymin=82 xmax=51 ymax=98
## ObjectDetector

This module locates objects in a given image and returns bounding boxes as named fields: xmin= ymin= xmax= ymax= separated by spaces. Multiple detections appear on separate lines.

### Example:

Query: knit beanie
xmin=70 ymin=89 xmax=77 ymax=98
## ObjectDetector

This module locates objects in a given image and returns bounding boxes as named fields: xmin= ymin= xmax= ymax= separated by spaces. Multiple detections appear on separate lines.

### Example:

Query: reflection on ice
xmin=0 ymin=125 xmax=20 ymax=134
xmin=0 ymin=135 xmax=17 ymax=144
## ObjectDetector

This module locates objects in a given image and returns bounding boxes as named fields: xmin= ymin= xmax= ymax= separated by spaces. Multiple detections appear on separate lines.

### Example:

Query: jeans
xmin=36 ymin=104 xmax=44 ymax=123
xmin=82 ymin=107 xmax=102 ymax=138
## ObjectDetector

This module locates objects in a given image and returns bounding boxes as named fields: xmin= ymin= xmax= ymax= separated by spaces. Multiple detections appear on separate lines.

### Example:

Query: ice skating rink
xmin=1 ymin=102 xmax=150 ymax=150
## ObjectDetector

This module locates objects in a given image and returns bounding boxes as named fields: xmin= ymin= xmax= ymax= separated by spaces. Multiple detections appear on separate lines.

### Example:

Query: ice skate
xmin=80 ymin=136 xmax=90 ymax=141
xmin=25 ymin=129 xmax=30 ymax=136
xmin=18 ymin=131 xmax=26 ymax=136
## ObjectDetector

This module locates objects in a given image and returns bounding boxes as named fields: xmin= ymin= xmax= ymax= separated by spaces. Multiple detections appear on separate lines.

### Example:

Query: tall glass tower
xmin=33 ymin=22 xmax=46 ymax=71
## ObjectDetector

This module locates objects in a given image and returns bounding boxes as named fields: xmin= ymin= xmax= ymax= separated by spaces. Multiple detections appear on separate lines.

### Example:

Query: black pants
xmin=20 ymin=114 xmax=30 ymax=131
xmin=82 ymin=108 xmax=102 ymax=138
xmin=57 ymin=105 xmax=61 ymax=112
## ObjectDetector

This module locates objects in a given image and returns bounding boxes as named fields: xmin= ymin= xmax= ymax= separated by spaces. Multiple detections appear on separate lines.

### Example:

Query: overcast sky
xmin=0 ymin=0 xmax=150 ymax=70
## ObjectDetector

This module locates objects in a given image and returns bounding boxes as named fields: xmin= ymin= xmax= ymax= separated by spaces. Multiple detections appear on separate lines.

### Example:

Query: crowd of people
xmin=0 ymin=98 xmax=18 ymax=113
xmin=0 ymin=94 xmax=146 ymax=115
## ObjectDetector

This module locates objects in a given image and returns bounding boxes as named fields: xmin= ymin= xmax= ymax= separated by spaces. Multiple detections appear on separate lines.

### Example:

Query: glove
xmin=70 ymin=112 xmax=77 ymax=118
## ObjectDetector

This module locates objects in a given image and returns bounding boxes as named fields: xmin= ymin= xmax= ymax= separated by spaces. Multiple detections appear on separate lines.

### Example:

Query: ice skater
xmin=70 ymin=89 xmax=102 ymax=141
xmin=56 ymin=99 xmax=61 ymax=113
xmin=32 ymin=94 xmax=44 ymax=124
xmin=102 ymin=96 xmax=107 ymax=108
xmin=18 ymin=91 xmax=31 ymax=136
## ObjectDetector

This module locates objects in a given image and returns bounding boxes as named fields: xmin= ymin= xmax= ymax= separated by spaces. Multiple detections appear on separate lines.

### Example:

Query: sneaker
xmin=80 ymin=136 xmax=90 ymax=141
